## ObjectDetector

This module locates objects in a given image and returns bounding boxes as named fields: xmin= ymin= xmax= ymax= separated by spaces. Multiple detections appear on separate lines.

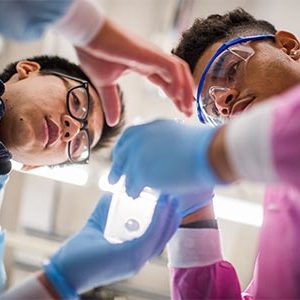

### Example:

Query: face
xmin=0 ymin=61 xmax=104 ymax=168
xmin=193 ymin=31 xmax=300 ymax=124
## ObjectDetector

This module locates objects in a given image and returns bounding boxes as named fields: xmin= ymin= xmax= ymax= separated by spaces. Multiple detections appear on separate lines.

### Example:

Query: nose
xmin=61 ymin=115 xmax=81 ymax=142
xmin=212 ymin=87 xmax=239 ymax=117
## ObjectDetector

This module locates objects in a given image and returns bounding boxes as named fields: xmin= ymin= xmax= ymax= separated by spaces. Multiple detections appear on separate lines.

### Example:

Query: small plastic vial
xmin=104 ymin=186 xmax=158 ymax=244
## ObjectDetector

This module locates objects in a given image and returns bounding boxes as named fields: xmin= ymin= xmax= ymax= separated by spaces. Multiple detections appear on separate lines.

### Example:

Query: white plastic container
xmin=104 ymin=187 xmax=159 ymax=244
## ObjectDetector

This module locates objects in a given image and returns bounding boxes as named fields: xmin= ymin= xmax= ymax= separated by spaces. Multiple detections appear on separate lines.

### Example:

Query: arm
xmin=0 ymin=0 xmax=194 ymax=126
xmin=1 ymin=194 xmax=180 ymax=299
xmin=1 ymin=272 xmax=59 ymax=300
xmin=168 ymin=202 xmax=242 ymax=300
xmin=109 ymin=84 xmax=300 ymax=196
xmin=210 ymin=84 xmax=300 ymax=188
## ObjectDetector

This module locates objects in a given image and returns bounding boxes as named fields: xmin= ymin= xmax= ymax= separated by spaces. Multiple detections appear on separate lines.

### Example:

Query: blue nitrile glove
xmin=0 ymin=231 xmax=6 ymax=290
xmin=177 ymin=189 xmax=214 ymax=217
xmin=43 ymin=193 xmax=180 ymax=299
xmin=109 ymin=120 xmax=222 ymax=198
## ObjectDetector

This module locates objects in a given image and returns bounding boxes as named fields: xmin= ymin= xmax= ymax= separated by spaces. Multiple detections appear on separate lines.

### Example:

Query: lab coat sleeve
xmin=167 ymin=228 xmax=243 ymax=299
xmin=0 ymin=0 xmax=73 ymax=41
xmin=0 ymin=274 xmax=56 ymax=299
xmin=0 ymin=175 xmax=9 ymax=290
xmin=0 ymin=231 xmax=6 ymax=291
xmin=0 ymin=0 xmax=105 ymax=46
xmin=52 ymin=0 xmax=106 ymax=46
xmin=225 ymin=84 xmax=300 ymax=190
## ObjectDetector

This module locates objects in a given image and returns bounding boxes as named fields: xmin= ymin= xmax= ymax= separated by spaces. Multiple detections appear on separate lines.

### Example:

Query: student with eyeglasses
xmin=0 ymin=54 xmax=181 ymax=299
xmin=0 ymin=0 xmax=194 ymax=127
xmin=110 ymin=9 xmax=300 ymax=299
xmin=0 ymin=0 xmax=196 ymax=297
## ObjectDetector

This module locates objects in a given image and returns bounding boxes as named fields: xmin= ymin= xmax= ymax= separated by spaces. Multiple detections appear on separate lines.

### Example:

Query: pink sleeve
xmin=271 ymin=84 xmax=300 ymax=189
xmin=167 ymin=228 xmax=253 ymax=300
xmin=170 ymin=261 xmax=243 ymax=300
xmin=225 ymin=83 xmax=300 ymax=188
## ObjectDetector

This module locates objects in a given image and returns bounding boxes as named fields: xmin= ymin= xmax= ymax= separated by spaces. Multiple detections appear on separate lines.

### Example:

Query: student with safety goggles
xmin=109 ymin=9 xmax=300 ymax=299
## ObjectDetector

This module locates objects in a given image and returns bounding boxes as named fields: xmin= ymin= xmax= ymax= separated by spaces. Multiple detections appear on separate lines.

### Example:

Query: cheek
xmin=243 ymin=61 xmax=279 ymax=96
xmin=41 ymin=143 xmax=69 ymax=165
xmin=13 ymin=143 xmax=68 ymax=166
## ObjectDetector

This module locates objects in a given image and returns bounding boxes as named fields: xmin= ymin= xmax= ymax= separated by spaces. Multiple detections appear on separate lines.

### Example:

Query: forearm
xmin=208 ymin=85 xmax=300 ymax=186
xmin=1 ymin=272 xmax=59 ymax=300
xmin=208 ymin=102 xmax=275 ymax=184
xmin=167 ymin=225 xmax=242 ymax=299
xmin=87 ymin=19 xmax=160 ymax=62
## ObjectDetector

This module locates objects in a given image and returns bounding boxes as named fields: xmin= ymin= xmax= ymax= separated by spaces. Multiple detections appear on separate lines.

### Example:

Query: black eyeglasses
xmin=42 ymin=71 xmax=91 ymax=164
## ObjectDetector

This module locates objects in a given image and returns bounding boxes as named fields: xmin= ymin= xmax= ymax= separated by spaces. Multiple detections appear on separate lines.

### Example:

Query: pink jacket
xmin=168 ymin=85 xmax=300 ymax=299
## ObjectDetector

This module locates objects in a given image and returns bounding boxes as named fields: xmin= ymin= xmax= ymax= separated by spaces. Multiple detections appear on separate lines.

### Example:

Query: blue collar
xmin=0 ymin=80 xmax=5 ymax=118
xmin=0 ymin=79 xmax=12 ymax=175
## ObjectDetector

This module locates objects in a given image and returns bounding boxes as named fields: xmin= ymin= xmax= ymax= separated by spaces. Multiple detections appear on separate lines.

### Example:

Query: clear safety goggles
xmin=196 ymin=34 xmax=275 ymax=126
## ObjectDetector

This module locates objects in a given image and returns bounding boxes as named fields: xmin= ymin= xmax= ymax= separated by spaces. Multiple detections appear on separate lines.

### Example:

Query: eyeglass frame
xmin=195 ymin=34 xmax=275 ymax=126
xmin=41 ymin=70 xmax=92 ymax=164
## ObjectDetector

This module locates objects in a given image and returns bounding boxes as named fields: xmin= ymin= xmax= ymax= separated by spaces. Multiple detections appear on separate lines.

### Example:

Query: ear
xmin=275 ymin=31 xmax=300 ymax=60
xmin=15 ymin=61 xmax=41 ymax=80
xmin=21 ymin=164 xmax=41 ymax=172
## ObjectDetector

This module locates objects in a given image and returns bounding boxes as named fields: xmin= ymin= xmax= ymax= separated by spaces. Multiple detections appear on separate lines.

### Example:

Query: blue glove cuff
xmin=195 ymin=127 xmax=224 ymax=185
xmin=43 ymin=261 xmax=78 ymax=300
xmin=0 ymin=230 xmax=6 ymax=290
xmin=180 ymin=195 xmax=212 ymax=217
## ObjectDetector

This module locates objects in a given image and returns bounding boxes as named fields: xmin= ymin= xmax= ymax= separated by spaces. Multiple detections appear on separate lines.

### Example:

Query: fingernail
xmin=108 ymin=172 xmax=119 ymax=184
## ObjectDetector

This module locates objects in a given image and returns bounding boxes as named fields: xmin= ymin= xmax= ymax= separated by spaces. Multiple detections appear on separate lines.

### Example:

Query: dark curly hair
xmin=172 ymin=8 xmax=276 ymax=73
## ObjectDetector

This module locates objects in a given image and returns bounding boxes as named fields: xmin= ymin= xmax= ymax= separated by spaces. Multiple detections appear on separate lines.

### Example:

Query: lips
xmin=45 ymin=118 xmax=59 ymax=147
xmin=230 ymin=96 xmax=255 ymax=115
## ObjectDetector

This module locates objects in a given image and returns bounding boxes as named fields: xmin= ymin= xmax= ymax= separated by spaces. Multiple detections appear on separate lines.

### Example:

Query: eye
xmin=70 ymin=92 xmax=82 ymax=112
xmin=70 ymin=135 xmax=83 ymax=157
xmin=226 ymin=61 xmax=241 ymax=84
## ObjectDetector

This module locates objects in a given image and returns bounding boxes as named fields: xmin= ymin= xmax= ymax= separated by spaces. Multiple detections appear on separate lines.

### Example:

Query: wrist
xmin=43 ymin=262 xmax=78 ymax=300
xmin=167 ymin=228 xmax=222 ymax=268
xmin=208 ymin=126 xmax=238 ymax=183
xmin=182 ymin=203 xmax=215 ymax=225
xmin=37 ymin=272 xmax=60 ymax=300
xmin=180 ymin=219 xmax=218 ymax=229
xmin=194 ymin=127 xmax=224 ymax=186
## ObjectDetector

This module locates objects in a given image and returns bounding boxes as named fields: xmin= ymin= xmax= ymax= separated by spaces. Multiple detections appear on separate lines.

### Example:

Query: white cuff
xmin=1 ymin=276 xmax=50 ymax=299
xmin=167 ymin=228 xmax=222 ymax=268
xmin=225 ymin=101 xmax=278 ymax=183
xmin=53 ymin=0 xmax=106 ymax=46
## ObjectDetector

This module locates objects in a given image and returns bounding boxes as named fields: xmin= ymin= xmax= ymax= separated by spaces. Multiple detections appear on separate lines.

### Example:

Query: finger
xmin=179 ymin=61 xmax=195 ymax=115
xmin=108 ymin=158 xmax=126 ymax=184
xmin=109 ymin=130 xmax=140 ymax=184
xmin=108 ymin=162 xmax=124 ymax=184
xmin=164 ymin=56 xmax=195 ymax=116
xmin=112 ymin=125 xmax=143 ymax=151
xmin=88 ymin=193 xmax=113 ymax=231
xmin=165 ymin=59 xmax=185 ymax=103
xmin=151 ymin=61 xmax=191 ymax=117
xmin=125 ymin=175 xmax=143 ymax=199
xmin=108 ymin=138 xmax=131 ymax=185
xmin=98 ymin=85 xmax=122 ymax=127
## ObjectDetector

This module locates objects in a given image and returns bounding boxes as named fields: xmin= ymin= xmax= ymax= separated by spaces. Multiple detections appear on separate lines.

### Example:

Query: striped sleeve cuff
xmin=167 ymin=228 xmax=222 ymax=268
